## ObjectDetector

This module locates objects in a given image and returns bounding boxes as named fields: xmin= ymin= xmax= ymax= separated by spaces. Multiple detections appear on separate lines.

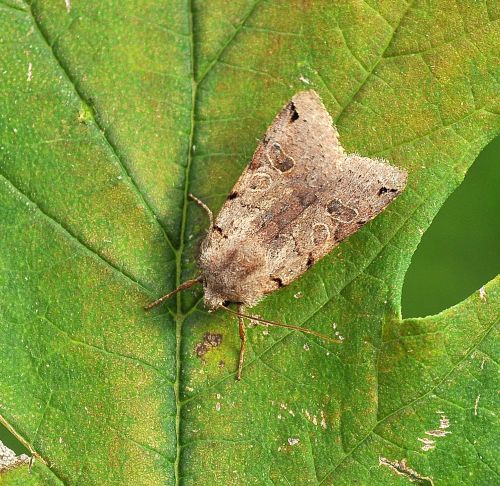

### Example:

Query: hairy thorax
xmin=198 ymin=237 xmax=275 ymax=309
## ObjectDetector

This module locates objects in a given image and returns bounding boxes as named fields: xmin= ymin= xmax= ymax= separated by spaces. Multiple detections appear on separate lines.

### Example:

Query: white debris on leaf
xmin=379 ymin=457 xmax=435 ymax=485
xmin=479 ymin=286 xmax=487 ymax=302
xmin=320 ymin=410 xmax=327 ymax=430
xmin=304 ymin=409 xmax=318 ymax=426
xmin=425 ymin=429 xmax=449 ymax=438
xmin=299 ymin=75 xmax=310 ymax=85
xmin=287 ymin=437 xmax=300 ymax=446
xmin=64 ymin=0 xmax=71 ymax=12
xmin=474 ymin=394 xmax=481 ymax=416
xmin=293 ymin=292 xmax=303 ymax=299
xmin=27 ymin=63 xmax=32 ymax=82
xmin=418 ymin=437 xmax=435 ymax=451
xmin=439 ymin=414 xmax=450 ymax=429
xmin=0 ymin=440 xmax=31 ymax=473
xmin=419 ymin=412 xmax=451 ymax=451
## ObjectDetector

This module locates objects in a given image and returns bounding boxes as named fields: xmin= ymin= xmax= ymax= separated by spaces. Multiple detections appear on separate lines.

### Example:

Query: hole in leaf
xmin=402 ymin=136 xmax=500 ymax=318
xmin=0 ymin=423 xmax=30 ymax=457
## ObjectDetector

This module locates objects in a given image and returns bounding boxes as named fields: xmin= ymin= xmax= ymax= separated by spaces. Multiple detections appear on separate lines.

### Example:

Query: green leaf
xmin=0 ymin=1 xmax=498 ymax=484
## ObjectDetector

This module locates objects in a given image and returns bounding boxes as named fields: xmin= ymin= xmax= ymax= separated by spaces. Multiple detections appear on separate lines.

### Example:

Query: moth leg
xmin=236 ymin=304 xmax=247 ymax=381
xmin=189 ymin=193 xmax=214 ymax=228
xmin=144 ymin=276 xmax=202 ymax=310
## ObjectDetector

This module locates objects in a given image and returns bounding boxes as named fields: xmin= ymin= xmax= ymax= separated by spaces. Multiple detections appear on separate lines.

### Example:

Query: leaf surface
xmin=0 ymin=1 xmax=498 ymax=484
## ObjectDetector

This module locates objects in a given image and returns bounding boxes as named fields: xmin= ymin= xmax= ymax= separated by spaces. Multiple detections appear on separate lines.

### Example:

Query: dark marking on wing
xmin=306 ymin=253 xmax=314 ymax=267
xmin=378 ymin=186 xmax=398 ymax=196
xmin=327 ymin=198 xmax=357 ymax=222
xmin=260 ymin=187 xmax=318 ymax=241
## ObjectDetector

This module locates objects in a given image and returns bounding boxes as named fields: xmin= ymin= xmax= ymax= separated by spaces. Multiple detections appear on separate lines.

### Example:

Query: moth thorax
xmin=200 ymin=242 xmax=269 ymax=309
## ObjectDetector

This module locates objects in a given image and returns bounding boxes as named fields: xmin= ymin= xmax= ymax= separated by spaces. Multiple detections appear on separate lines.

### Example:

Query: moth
xmin=146 ymin=90 xmax=407 ymax=379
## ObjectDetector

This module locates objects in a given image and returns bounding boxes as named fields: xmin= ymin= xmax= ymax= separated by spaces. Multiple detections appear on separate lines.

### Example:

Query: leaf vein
xmin=335 ymin=0 xmax=415 ymax=124
xmin=0 ymin=171 xmax=153 ymax=295
xmin=318 ymin=319 xmax=498 ymax=484
xmin=24 ymin=0 xmax=177 ymax=253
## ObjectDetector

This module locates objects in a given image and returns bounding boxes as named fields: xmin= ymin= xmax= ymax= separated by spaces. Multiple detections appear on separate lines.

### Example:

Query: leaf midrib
xmin=172 ymin=1 xmax=264 ymax=483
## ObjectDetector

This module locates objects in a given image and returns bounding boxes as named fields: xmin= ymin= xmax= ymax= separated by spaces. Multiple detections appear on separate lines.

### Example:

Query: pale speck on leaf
xmin=479 ymin=286 xmax=487 ymax=302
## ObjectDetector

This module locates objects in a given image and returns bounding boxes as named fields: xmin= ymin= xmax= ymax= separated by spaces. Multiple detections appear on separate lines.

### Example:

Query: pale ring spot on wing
xmin=266 ymin=142 xmax=295 ymax=173
xmin=312 ymin=223 xmax=330 ymax=247
xmin=326 ymin=198 xmax=358 ymax=223
xmin=249 ymin=172 xmax=273 ymax=191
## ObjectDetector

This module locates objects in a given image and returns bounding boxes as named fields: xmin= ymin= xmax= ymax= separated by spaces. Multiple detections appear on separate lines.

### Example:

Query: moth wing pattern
xmin=199 ymin=90 xmax=407 ymax=308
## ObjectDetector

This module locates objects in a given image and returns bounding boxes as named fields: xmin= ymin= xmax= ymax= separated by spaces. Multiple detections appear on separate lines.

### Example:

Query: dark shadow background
xmin=402 ymin=135 xmax=499 ymax=318
xmin=1 ymin=136 xmax=498 ymax=455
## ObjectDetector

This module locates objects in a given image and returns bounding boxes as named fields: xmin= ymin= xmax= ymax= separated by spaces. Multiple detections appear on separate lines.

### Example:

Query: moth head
xmin=200 ymin=240 xmax=270 ymax=309
xmin=202 ymin=284 xmax=226 ymax=311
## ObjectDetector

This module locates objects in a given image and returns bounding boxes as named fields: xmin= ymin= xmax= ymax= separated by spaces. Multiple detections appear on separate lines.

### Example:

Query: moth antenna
xmin=221 ymin=306 xmax=342 ymax=344
xmin=144 ymin=277 xmax=203 ymax=310
xmin=189 ymin=193 xmax=214 ymax=228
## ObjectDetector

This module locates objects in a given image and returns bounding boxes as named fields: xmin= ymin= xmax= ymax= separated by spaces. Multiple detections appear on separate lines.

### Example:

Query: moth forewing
xmin=199 ymin=90 xmax=407 ymax=307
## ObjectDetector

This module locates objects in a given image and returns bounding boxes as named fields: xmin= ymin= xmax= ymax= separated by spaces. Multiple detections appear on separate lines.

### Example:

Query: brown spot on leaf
xmin=194 ymin=332 xmax=223 ymax=358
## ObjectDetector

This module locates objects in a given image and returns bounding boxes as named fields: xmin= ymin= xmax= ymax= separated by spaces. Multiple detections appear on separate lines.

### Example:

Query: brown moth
xmin=146 ymin=90 xmax=407 ymax=380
